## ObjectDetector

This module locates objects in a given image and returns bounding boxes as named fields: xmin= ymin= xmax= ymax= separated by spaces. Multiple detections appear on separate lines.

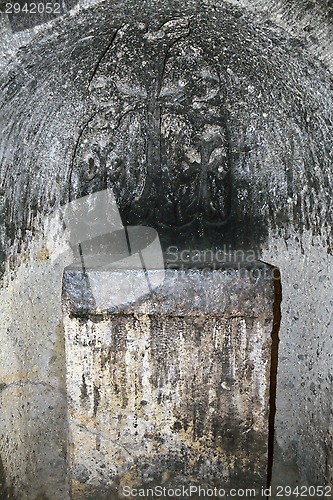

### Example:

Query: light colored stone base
xmin=62 ymin=267 xmax=274 ymax=498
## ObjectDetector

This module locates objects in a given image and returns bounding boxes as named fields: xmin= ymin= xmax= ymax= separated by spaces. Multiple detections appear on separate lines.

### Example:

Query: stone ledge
xmin=62 ymin=264 xmax=274 ymax=318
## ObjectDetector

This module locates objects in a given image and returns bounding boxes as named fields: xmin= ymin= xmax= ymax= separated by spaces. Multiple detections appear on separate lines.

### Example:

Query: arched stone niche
xmin=1 ymin=0 xmax=332 ymax=266
xmin=0 ymin=0 xmax=333 ymax=498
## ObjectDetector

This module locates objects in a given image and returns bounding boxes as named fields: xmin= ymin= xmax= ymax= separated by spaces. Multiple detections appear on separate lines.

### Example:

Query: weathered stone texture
xmin=0 ymin=0 xmax=333 ymax=497
xmin=63 ymin=268 xmax=274 ymax=498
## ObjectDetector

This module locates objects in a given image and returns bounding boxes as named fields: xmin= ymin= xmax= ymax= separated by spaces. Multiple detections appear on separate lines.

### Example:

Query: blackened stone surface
xmin=1 ymin=0 xmax=333 ymax=272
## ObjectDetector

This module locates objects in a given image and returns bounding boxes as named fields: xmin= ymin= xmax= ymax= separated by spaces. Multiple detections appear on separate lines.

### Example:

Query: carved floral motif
xmin=70 ymin=19 xmax=232 ymax=230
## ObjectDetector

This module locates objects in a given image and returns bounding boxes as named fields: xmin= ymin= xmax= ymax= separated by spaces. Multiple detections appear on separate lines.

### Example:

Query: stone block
xmin=62 ymin=266 xmax=274 ymax=498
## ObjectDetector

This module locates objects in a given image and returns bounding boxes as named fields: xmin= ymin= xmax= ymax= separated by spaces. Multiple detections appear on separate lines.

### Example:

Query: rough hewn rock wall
xmin=0 ymin=0 xmax=332 ymax=498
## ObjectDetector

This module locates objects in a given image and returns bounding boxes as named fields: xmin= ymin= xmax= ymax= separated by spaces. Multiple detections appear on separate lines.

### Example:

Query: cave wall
xmin=0 ymin=0 xmax=333 ymax=497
